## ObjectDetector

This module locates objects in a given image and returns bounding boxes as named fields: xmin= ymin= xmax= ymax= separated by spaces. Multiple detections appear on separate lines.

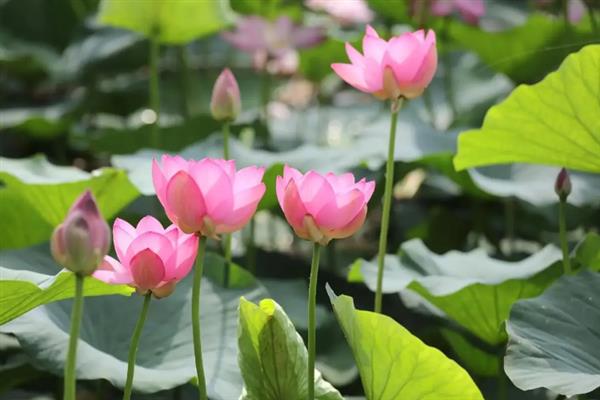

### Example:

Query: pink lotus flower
xmin=222 ymin=16 xmax=325 ymax=75
xmin=331 ymin=26 xmax=437 ymax=100
xmin=152 ymin=155 xmax=266 ymax=237
xmin=211 ymin=68 xmax=241 ymax=122
xmin=429 ymin=0 xmax=485 ymax=25
xmin=93 ymin=216 xmax=198 ymax=298
xmin=306 ymin=0 xmax=374 ymax=25
xmin=276 ymin=166 xmax=375 ymax=245
xmin=51 ymin=190 xmax=110 ymax=276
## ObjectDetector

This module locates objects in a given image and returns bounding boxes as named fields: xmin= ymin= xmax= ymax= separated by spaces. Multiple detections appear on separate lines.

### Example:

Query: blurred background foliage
xmin=1 ymin=0 xmax=599 ymax=399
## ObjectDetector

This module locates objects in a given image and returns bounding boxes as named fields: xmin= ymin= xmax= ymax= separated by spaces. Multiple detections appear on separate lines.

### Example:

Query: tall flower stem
xmin=149 ymin=35 xmax=161 ymax=148
xmin=374 ymin=98 xmax=403 ymax=314
xmin=222 ymin=122 xmax=232 ymax=287
xmin=307 ymin=242 xmax=322 ymax=400
xmin=192 ymin=236 xmax=208 ymax=400
xmin=123 ymin=293 xmax=152 ymax=400
xmin=558 ymin=196 xmax=572 ymax=274
xmin=176 ymin=45 xmax=192 ymax=119
xmin=64 ymin=274 xmax=85 ymax=400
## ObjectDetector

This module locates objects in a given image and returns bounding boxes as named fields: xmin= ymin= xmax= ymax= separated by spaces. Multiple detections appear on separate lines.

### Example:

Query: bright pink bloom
xmin=211 ymin=68 xmax=241 ymax=121
xmin=331 ymin=26 xmax=437 ymax=100
xmin=306 ymin=0 xmax=374 ymax=25
xmin=276 ymin=166 xmax=375 ymax=245
xmin=51 ymin=190 xmax=110 ymax=276
xmin=152 ymin=155 xmax=266 ymax=237
xmin=93 ymin=216 xmax=198 ymax=298
xmin=222 ymin=16 xmax=324 ymax=75
xmin=430 ymin=0 xmax=485 ymax=25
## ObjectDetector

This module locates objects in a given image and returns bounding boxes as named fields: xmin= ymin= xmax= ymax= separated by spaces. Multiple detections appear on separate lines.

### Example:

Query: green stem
xmin=192 ymin=236 xmax=208 ymax=400
xmin=558 ymin=196 xmax=572 ymax=274
xmin=563 ymin=0 xmax=570 ymax=29
xmin=497 ymin=355 xmax=507 ymax=400
xmin=246 ymin=218 xmax=256 ymax=275
xmin=504 ymin=198 xmax=515 ymax=257
xmin=374 ymin=99 xmax=402 ymax=314
xmin=149 ymin=36 xmax=161 ymax=148
xmin=122 ymin=294 xmax=152 ymax=400
xmin=176 ymin=45 xmax=192 ymax=119
xmin=223 ymin=233 xmax=232 ymax=288
xmin=307 ymin=242 xmax=322 ymax=400
xmin=64 ymin=274 xmax=85 ymax=400
xmin=223 ymin=122 xmax=230 ymax=159
xmin=584 ymin=0 xmax=598 ymax=32
xmin=260 ymin=71 xmax=272 ymax=148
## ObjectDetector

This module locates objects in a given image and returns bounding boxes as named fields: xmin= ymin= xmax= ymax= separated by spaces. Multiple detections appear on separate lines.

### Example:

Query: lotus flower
xmin=222 ymin=16 xmax=324 ymax=75
xmin=152 ymin=155 xmax=266 ymax=237
xmin=51 ymin=190 xmax=110 ymax=276
xmin=331 ymin=26 xmax=437 ymax=100
xmin=429 ymin=0 xmax=485 ymax=25
xmin=276 ymin=166 xmax=375 ymax=245
xmin=211 ymin=68 xmax=241 ymax=122
xmin=306 ymin=0 xmax=374 ymax=25
xmin=93 ymin=216 xmax=198 ymax=298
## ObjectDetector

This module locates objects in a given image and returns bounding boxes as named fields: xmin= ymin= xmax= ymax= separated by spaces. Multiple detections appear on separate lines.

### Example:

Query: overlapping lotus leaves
xmin=505 ymin=270 xmax=600 ymax=396
xmin=350 ymin=239 xmax=563 ymax=344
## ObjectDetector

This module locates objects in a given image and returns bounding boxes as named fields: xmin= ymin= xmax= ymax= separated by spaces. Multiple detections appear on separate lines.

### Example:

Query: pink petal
xmin=189 ymin=159 xmax=233 ymax=223
xmin=276 ymin=165 xmax=302 ymax=207
xmin=234 ymin=166 xmax=265 ymax=193
xmin=112 ymin=218 xmax=135 ymax=263
xmin=345 ymin=42 xmax=365 ymax=67
xmin=363 ymin=34 xmax=387 ymax=63
xmin=298 ymin=171 xmax=336 ymax=216
xmin=331 ymin=63 xmax=370 ymax=92
xmin=384 ymin=33 xmax=423 ymax=83
xmin=567 ymin=0 xmax=584 ymax=23
xmin=292 ymin=26 xmax=325 ymax=49
xmin=362 ymin=57 xmax=384 ymax=92
xmin=280 ymin=179 xmax=308 ymax=232
xmin=125 ymin=231 xmax=174 ymax=267
xmin=165 ymin=233 xmax=198 ymax=280
xmin=329 ymin=207 xmax=367 ymax=239
xmin=129 ymin=249 xmax=166 ymax=291
xmin=325 ymin=172 xmax=356 ymax=192
xmin=160 ymin=155 xmax=189 ymax=179
xmin=430 ymin=0 xmax=454 ymax=16
xmin=93 ymin=255 xmax=132 ymax=285
xmin=365 ymin=25 xmax=379 ymax=38
xmin=152 ymin=158 xmax=169 ymax=209
xmin=222 ymin=17 xmax=268 ymax=52
xmin=165 ymin=171 xmax=207 ymax=234
xmin=315 ymin=189 xmax=366 ymax=230
xmin=136 ymin=215 xmax=165 ymax=234
xmin=219 ymin=183 xmax=266 ymax=233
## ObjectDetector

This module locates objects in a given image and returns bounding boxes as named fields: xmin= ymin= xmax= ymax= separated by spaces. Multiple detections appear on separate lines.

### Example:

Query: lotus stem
xmin=149 ymin=35 xmax=161 ymax=148
xmin=374 ymin=98 xmax=403 ymax=313
xmin=123 ymin=293 xmax=152 ymax=400
xmin=64 ymin=274 xmax=85 ymax=400
xmin=558 ymin=196 xmax=572 ymax=274
xmin=307 ymin=242 xmax=322 ymax=400
xmin=192 ymin=236 xmax=208 ymax=400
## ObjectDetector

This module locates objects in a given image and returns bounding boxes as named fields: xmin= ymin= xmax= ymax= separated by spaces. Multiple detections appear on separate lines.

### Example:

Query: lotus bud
xmin=210 ymin=68 xmax=241 ymax=122
xmin=554 ymin=168 xmax=572 ymax=200
xmin=51 ymin=190 xmax=110 ymax=276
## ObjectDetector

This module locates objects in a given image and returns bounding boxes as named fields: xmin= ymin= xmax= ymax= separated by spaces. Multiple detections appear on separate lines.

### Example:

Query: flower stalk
xmin=192 ymin=236 xmax=208 ymax=400
xmin=122 ymin=293 xmax=152 ymax=400
xmin=307 ymin=242 xmax=322 ymax=400
xmin=64 ymin=274 xmax=85 ymax=400
xmin=149 ymin=35 xmax=161 ymax=148
xmin=374 ymin=97 xmax=403 ymax=314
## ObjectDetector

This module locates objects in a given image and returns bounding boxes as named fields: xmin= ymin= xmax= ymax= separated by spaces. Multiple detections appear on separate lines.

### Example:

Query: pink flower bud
xmin=210 ymin=68 xmax=241 ymax=121
xmin=93 ymin=216 xmax=198 ymax=298
xmin=276 ymin=166 xmax=375 ymax=245
xmin=152 ymin=156 xmax=266 ymax=237
xmin=331 ymin=26 xmax=437 ymax=100
xmin=555 ymin=168 xmax=572 ymax=199
xmin=50 ymin=191 xmax=110 ymax=276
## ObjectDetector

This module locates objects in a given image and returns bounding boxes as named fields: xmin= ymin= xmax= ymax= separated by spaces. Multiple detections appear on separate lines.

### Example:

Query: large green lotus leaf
xmin=454 ymin=45 xmax=600 ymax=173
xmin=504 ymin=270 xmax=600 ymax=396
xmin=237 ymin=298 xmax=343 ymax=400
xmin=0 ymin=155 xmax=139 ymax=249
xmin=0 ymin=268 xmax=133 ymax=325
xmin=449 ymin=14 xmax=597 ymax=84
xmin=97 ymin=0 xmax=232 ymax=44
xmin=0 ymin=101 xmax=78 ymax=138
xmin=0 ymin=247 xmax=267 ymax=397
xmin=350 ymin=239 xmax=563 ymax=344
xmin=573 ymin=232 xmax=600 ymax=270
xmin=327 ymin=287 xmax=483 ymax=400
xmin=468 ymin=164 xmax=600 ymax=206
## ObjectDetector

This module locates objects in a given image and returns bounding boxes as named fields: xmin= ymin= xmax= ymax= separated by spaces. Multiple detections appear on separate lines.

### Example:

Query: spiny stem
xmin=558 ymin=196 xmax=572 ymax=274
xmin=64 ymin=274 xmax=85 ymax=400
xmin=122 ymin=293 xmax=152 ymax=400
xmin=192 ymin=237 xmax=208 ymax=400
xmin=374 ymin=98 xmax=403 ymax=314
xmin=307 ymin=242 xmax=322 ymax=400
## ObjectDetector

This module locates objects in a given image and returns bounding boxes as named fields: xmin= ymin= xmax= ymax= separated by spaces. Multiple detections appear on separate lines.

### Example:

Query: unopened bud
xmin=51 ymin=190 xmax=110 ymax=276
xmin=554 ymin=168 xmax=572 ymax=199
xmin=210 ymin=68 xmax=241 ymax=121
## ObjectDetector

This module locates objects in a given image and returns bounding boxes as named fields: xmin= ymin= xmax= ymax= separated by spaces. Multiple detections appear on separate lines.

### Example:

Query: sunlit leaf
xmin=327 ymin=286 xmax=483 ymax=400
xmin=454 ymin=45 xmax=600 ymax=173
